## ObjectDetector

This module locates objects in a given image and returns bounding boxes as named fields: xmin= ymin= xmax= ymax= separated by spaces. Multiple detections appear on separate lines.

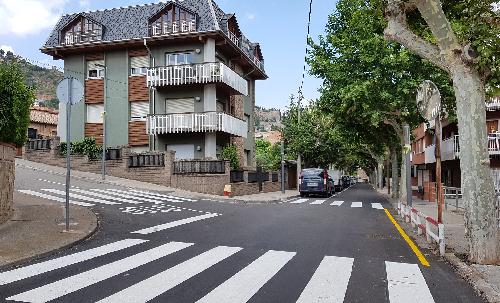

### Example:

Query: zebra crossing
xmin=0 ymin=239 xmax=436 ymax=303
xmin=286 ymin=197 xmax=386 ymax=209
xmin=18 ymin=186 xmax=201 ymax=216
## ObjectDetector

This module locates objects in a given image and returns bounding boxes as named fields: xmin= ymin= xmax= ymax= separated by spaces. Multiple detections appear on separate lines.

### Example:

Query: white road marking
xmin=351 ymin=202 xmax=363 ymax=208
xmin=0 ymin=239 xmax=147 ymax=285
xmin=371 ymin=203 xmax=384 ymax=210
xmin=296 ymin=256 xmax=354 ymax=303
xmin=17 ymin=190 xmax=94 ymax=207
xmin=310 ymin=200 xmax=326 ymax=205
xmin=129 ymin=189 xmax=196 ymax=202
xmin=330 ymin=201 xmax=344 ymax=206
xmin=70 ymin=188 xmax=142 ymax=204
xmin=197 ymin=250 xmax=296 ymax=303
xmin=7 ymin=242 xmax=194 ymax=303
xmin=107 ymin=188 xmax=183 ymax=203
xmin=89 ymin=189 xmax=161 ymax=204
xmin=40 ymin=189 xmax=120 ymax=205
xmin=131 ymin=213 xmax=219 ymax=235
xmin=290 ymin=199 xmax=309 ymax=204
xmin=96 ymin=246 xmax=242 ymax=303
xmin=385 ymin=261 xmax=435 ymax=303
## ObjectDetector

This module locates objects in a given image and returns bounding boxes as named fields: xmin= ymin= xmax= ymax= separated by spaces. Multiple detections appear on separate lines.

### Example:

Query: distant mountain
xmin=254 ymin=106 xmax=282 ymax=132
xmin=0 ymin=50 xmax=63 ymax=109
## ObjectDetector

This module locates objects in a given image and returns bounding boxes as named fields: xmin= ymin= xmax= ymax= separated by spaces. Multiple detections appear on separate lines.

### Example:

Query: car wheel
xmin=300 ymin=192 xmax=306 ymax=197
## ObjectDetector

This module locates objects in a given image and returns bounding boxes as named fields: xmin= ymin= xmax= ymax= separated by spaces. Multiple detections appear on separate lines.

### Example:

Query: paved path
xmin=0 ymin=165 xmax=484 ymax=302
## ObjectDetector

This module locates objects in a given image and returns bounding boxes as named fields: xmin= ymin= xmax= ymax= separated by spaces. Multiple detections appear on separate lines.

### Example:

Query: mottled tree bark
xmin=384 ymin=0 xmax=499 ymax=263
xmin=391 ymin=149 xmax=399 ymax=199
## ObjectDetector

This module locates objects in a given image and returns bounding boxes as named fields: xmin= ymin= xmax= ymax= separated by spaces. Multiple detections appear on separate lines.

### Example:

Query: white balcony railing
xmin=151 ymin=20 xmax=196 ymax=36
xmin=147 ymin=63 xmax=248 ymax=95
xmin=425 ymin=144 xmax=436 ymax=163
xmin=146 ymin=112 xmax=247 ymax=138
xmin=228 ymin=31 xmax=240 ymax=47
xmin=424 ymin=133 xmax=500 ymax=163
xmin=486 ymin=97 xmax=500 ymax=111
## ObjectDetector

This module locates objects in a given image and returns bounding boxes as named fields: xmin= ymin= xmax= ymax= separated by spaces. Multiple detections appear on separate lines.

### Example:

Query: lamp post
xmin=96 ymin=64 xmax=107 ymax=180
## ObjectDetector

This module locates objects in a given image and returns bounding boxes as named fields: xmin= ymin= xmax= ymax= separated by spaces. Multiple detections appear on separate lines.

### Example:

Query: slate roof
xmin=42 ymin=0 xmax=264 ymax=62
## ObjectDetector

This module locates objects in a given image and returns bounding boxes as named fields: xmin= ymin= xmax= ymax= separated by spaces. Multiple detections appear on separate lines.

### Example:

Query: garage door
xmin=167 ymin=144 xmax=195 ymax=160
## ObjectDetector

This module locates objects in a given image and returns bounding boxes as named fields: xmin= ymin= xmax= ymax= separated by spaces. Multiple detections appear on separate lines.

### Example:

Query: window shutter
xmin=130 ymin=101 xmax=149 ymax=120
xmin=216 ymin=101 xmax=224 ymax=112
xmin=87 ymin=60 xmax=105 ymax=70
xmin=130 ymin=56 xmax=149 ymax=68
xmin=166 ymin=98 xmax=195 ymax=114
xmin=86 ymin=104 xmax=104 ymax=123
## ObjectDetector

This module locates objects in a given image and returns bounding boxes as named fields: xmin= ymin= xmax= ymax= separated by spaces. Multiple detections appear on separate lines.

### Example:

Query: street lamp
xmin=95 ymin=63 xmax=107 ymax=180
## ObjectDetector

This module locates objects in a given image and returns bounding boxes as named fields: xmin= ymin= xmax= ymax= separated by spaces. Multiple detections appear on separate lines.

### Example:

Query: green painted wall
xmin=151 ymin=42 xmax=204 ymax=66
xmin=105 ymin=50 xmax=129 ymax=147
xmin=156 ymin=133 xmax=205 ymax=159
xmin=62 ymin=55 xmax=85 ymax=142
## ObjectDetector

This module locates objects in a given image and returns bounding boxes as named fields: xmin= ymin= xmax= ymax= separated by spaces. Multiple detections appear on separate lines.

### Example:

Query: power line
xmin=298 ymin=0 xmax=314 ymax=101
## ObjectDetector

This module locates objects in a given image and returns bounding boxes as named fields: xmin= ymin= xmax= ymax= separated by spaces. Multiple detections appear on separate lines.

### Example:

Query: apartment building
xmin=411 ymin=96 xmax=500 ymax=200
xmin=41 ymin=0 xmax=266 ymax=168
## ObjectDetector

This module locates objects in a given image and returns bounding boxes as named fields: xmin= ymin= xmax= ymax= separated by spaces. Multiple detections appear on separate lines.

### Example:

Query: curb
xmin=0 ymin=208 xmax=100 ymax=271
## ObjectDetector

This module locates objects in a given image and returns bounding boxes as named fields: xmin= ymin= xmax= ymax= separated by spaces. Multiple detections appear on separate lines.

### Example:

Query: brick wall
xmin=230 ymin=172 xmax=282 ymax=196
xmin=85 ymin=123 xmax=103 ymax=145
xmin=85 ymin=79 xmax=104 ymax=103
xmin=0 ymin=142 xmax=15 ymax=224
xmin=129 ymin=121 xmax=149 ymax=146
xmin=129 ymin=76 xmax=149 ymax=101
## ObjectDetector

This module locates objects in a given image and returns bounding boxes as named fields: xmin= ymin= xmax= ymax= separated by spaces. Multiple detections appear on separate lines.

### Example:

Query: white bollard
xmin=425 ymin=219 xmax=431 ymax=243
xmin=417 ymin=214 xmax=423 ymax=236
xmin=438 ymin=223 xmax=445 ymax=256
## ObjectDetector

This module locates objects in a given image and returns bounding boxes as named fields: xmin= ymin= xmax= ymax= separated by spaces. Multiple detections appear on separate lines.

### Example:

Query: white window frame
xmin=166 ymin=52 xmax=194 ymax=66
xmin=130 ymin=56 xmax=149 ymax=76
xmin=87 ymin=60 xmax=105 ymax=79
xmin=130 ymin=101 xmax=149 ymax=121
xmin=86 ymin=104 xmax=104 ymax=123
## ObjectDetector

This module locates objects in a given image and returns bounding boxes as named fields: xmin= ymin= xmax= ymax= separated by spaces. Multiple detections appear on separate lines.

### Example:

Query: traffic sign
xmin=416 ymin=80 xmax=441 ymax=121
xmin=56 ymin=77 xmax=84 ymax=105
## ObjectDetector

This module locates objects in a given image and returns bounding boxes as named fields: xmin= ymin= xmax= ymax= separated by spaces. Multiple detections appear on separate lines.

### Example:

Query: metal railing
xmin=443 ymin=186 xmax=463 ymax=210
xmin=146 ymin=62 xmax=248 ymax=95
xmin=230 ymin=170 xmax=244 ymax=183
xmin=150 ymin=20 xmax=196 ymax=36
xmin=173 ymin=160 xmax=226 ymax=174
xmin=147 ymin=112 xmax=247 ymax=138
xmin=26 ymin=139 xmax=51 ymax=151
xmin=128 ymin=153 xmax=165 ymax=168
xmin=223 ymin=31 xmax=265 ymax=72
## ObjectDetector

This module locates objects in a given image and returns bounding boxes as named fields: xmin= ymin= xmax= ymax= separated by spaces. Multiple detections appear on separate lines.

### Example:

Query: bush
xmin=60 ymin=137 xmax=102 ymax=160
xmin=220 ymin=144 xmax=240 ymax=171
xmin=0 ymin=62 xmax=34 ymax=146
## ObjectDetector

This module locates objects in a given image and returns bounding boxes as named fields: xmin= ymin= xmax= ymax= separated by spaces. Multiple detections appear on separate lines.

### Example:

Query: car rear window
xmin=302 ymin=169 xmax=323 ymax=176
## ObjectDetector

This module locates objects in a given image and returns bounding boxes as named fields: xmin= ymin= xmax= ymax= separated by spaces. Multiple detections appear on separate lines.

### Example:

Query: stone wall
xmin=230 ymin=171 xmax=282 ymax=196
xmin=0 ymin=142 xmax=15 ymax=224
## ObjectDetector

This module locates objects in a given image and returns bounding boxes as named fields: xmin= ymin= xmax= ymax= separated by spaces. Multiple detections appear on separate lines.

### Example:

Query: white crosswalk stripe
xmin=0 ymin=239 xmax=147 ymax=285
xmin=385 ymin=261 xmax=435 ymax=303
xmin=309 ymin=199 xmax=326 ymax=205
xmin=351 ymin=202 xmax=363 ymax=208
xmin=371 ymin=203 xmax=384 ymax=210
xmin=330 ymin=200 xmax=344 ymax=206
xmin=97 ymin=246 xmax=242 ymax=303
xmin=290 ymin=198 xmax=309 ymax=204
xmin=131 ymin=213 xmax=220 ymax=235
xmin=7 ymin=242 xmax=194 ymax=303
xmin=3 ymin=241 xmax=438 ymax=303
xmin=41 ymin=189 xmax=121 ymax=205
xmin=18 ymin=190 xmax=95 ymax=207
xmin=296 ymin=256 xmax=354 ymax=303
xmin=107 ymin=188 xmax=183 ymax=203
xmin=197 ymin=250 xmax=295 ymax=303
xmin=129 ymin=189 xmax=196 ymax=202
xmin=88 ymin=188 xmax=160 ymax=204
xmin=71 ymin=188 xmax=143 ymax=204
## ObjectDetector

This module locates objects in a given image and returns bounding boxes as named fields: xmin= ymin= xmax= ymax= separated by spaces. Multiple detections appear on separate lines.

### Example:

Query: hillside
xmin=0 ymin=50 xmax=63 ymax=109
xmin=254 ymin=106 xmax=282 ymax=132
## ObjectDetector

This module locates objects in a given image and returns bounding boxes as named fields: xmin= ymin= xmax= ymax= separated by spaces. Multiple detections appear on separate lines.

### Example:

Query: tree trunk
xmin=400 ymin=150 xmax=407 ymax=204
xmin=453 ymin=66 xmax=499 ymax=264
xmin=386 ymin=159 xmax=391 ymax=195
xmin=378 ymin=160 xmax=384 ymax=189
xmin=391 ymin=149 xmax=399 ymax=199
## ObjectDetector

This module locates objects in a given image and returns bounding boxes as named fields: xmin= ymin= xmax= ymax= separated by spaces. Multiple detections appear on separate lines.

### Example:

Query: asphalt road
xmin=0 ymin=164 xmax=484 ymax=302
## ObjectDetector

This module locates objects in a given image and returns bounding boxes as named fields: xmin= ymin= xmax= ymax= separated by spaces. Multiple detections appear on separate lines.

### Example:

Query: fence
xmin=443 ymin=186 xmax=463 ymax=210
xmin=398 ymin=202 xmax=446 ymax=256
xmin=26 ymin=139 xmax=51 ymax=151
xmin=174 ymin=160 xmax=226 ymax=174
xmin=230 ymin=171 xmax=244 ymax=183
xmin=128 ymin=153 xmax=165 ymax=168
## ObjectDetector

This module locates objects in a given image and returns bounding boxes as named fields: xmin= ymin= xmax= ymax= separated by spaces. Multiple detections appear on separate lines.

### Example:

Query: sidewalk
xmin=0 ymin=191 xmax=98 ymax=268
xmin=375 ymin=186 xmax=500 ymax=303
xmin=17 ymin=158 xmax=295 ymax=202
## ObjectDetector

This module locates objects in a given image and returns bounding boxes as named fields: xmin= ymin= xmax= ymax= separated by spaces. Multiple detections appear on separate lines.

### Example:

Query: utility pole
xmin=297 ymin=95 xmax=302 ymax=190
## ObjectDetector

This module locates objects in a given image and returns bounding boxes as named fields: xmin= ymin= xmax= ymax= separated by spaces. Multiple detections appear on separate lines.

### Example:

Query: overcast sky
xmin=0 ymin=0 xmax=338 ymax=110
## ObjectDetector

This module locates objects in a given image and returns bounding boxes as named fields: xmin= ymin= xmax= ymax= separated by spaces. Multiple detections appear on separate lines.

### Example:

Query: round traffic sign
xmin=57 ymin=77 xmax=84 ymax=105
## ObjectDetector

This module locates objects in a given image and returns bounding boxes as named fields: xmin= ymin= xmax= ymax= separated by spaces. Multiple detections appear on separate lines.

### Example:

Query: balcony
xmin=224 ymin=31 xmax=265 ymax=72
xmin=150 ymin=20 xmax=196 ymax=36
xmin=146 ymin=112 xmax=247 ymax=138
xmin=146 ymin=62 xmax=248 ymax=95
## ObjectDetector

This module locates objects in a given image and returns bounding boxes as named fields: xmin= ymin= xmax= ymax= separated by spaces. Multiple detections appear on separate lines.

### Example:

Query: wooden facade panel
xmin=413 ymin=124 xmax=425 ymax=140
xmin=129 ymin=76 xmax=149 ymax=102
xmin=129 ymin=49 xmax=148 ymax=57
xmin=85 ymin=79 xmax=104 ymax=103
xmin=86 ymin=53 xmax=104 ymax=61
xmin=129 ymin=121 xmax=149 ymax=146
xmin=85 ymin=123 xmax=103 ymax=145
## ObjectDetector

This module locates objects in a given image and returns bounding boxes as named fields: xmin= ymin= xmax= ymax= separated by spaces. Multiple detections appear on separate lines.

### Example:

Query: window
xmin=165 ymin=98 xmax=195 ymax=114
xmin=244 ymin=114 xmax=251 ymax=133
xmin=130 ymin=102 xmax=149 ymax=121
xmin=87 ymin=60 xmax=105 ymax=79
xmin=130 ymin=56 xmax=149 ymax=76
xmin=86 ymin=104 xmax=104 ymax=123
xmin=62 ymin=16 xmax=102 ymax=45
xmin=150 ymin=4 xmax=196 ymax=35
xmin=166 ymin=52 xmax=194 ymax=66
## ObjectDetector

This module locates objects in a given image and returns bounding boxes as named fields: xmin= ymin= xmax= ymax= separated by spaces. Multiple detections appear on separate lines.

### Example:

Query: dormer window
xmin=62 ymin=16 xmax=103 ymax=45
xmin=227 ymin=15 xmax=241 ymax=47
xmin=150 ymin=4 xmax=196 ymax=36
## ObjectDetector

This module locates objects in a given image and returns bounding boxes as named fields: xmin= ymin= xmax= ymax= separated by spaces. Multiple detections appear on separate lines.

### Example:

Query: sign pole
xmin=281 ymin=141 xmax=285 ymax=194
xmin=65 ymin=77 xmax=72 ymax=232
xmin=436 ymin=116 xmax=443 ymax=223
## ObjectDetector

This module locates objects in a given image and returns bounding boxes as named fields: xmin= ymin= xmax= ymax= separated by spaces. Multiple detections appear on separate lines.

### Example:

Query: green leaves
xmin=255 ymin=139 xmax=281 ymax=171
xmin=0 ymin=62 xmax=34 ymax=146
xmin=220 ymin=144 xmax=240 ymax=171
